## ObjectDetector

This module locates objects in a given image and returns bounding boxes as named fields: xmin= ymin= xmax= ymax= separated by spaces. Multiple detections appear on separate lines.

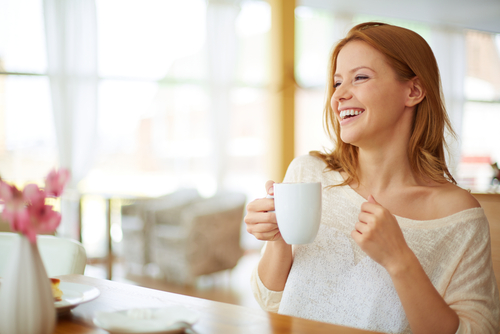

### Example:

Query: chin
xmin=340 ymin=132 xmax=358 ymax=145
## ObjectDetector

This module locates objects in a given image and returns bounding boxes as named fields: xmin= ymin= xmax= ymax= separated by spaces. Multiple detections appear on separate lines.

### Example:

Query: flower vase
xmin=0 ymin=234 xmax=56 ymax=334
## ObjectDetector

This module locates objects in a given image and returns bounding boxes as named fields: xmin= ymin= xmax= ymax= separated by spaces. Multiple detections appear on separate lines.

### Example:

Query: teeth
xmin=339 ymin=109 xmax=364 ymax=120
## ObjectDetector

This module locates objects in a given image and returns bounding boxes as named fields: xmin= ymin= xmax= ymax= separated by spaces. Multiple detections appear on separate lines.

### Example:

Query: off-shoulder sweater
xmin=250 ymin=155 xmax=500 ymax=334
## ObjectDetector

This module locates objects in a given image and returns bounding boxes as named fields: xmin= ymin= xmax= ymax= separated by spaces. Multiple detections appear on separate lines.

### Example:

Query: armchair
xmin=150 ymin=192 xmax=246 ymax=285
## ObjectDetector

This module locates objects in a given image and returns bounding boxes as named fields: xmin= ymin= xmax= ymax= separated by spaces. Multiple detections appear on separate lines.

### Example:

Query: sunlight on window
xmin=295 ymin=6 xmax=333 ymax=88
xmin=0 ymin=76 xmax=57 ymax=181
xmin=96 ymin=0 xmax=206 ymax=79
xmin=236 ymin=1 xmax=271 ymax=36
xmin=458 ymin=30 xmax=500 ymax=191
xmin=98 ymin=80 xmax=159 ymax=148
xmin=234 ymin=0 xmax=271 ymax=86
xmin=4 ymin=76 xmax=54 ymax=149
xmin=0 ymin=0 xmax=46 ymax=73
xmin=81 ymin=196 xmax=107 ymax=258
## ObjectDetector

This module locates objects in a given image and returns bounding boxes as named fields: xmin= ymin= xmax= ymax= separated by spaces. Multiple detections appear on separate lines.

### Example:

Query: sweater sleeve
xmin=445 ymin=215 xmax=500 ymax=333
xmin=250 ymin=262 xmax=283 ymax=312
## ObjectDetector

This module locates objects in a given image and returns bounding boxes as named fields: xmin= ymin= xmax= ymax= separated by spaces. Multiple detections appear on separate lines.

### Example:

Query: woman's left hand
xmin=351 ymin=195 xmax=412 ymax=274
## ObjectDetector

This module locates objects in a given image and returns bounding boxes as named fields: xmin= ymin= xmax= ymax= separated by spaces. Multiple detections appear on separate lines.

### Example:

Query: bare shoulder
xmin=430 ymin=182 xmax=481 ymax=216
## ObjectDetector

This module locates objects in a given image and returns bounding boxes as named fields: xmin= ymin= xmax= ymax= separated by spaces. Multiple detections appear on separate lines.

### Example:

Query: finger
xmin=253 ymin=228 xmax=281 ymax=241
xmin=351 ymin=229 xmax=362 ymax=243
xmin=247 ymin=223 xmax=279 ymax=234
xmin=246 ymin=198 xmax=276 ymax=213
xmin=360 ymin=201 xmax=382 ymax=214
xmin=358 ymin=211 xmax=374 ymax=224
xmin=270 ymin=231 xmax=282 ymax=241
xmin=244 ymin=211 xmax=276 ymax=225
xmin=354 ymin=221 xmax=369 ymax=234
xmin=265 ymin=180 xmax=275 ymax=195
xmin=367 ymin=195 xmax=378 ymax=204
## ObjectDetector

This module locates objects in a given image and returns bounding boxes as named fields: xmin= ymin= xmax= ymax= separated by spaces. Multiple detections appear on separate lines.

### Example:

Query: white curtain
xmin=43 ymin=0 xmax=98 ymax=239
xmin=430 ymin=27 xmax=466 ymax=177
xmin=206 ymin=0 xmax=241 ymax=191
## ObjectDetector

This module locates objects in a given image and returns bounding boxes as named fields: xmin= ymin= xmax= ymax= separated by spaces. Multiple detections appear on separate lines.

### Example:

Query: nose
xmin=332 ymin=83 xmax=352 ymax=103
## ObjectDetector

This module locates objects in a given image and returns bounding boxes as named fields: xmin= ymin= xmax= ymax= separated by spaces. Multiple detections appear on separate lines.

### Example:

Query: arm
xmin=258 ymin=237 xmax=292 ymax=291
xmin=353 ymin=195 xmax=459 ymax=334
xmin=387 ymin=249 xmax=459 ymax=333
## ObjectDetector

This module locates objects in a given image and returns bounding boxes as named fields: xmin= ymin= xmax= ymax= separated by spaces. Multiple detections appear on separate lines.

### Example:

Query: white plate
xmin=93 ymin=306 xmax=200 ymax=334
xmin=0 ymin=279 xmax=99 ymax=314
xmin=55 ymin=282 xmax=100 ymax=314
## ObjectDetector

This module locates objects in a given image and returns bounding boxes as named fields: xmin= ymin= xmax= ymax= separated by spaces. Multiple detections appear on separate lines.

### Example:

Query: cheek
xmin=330 ymin=95 xmax=338 ymax=110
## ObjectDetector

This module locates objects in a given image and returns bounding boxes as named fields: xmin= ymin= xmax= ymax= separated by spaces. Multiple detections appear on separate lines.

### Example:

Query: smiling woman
xmin=245 ymin=22 xmax=500 ymax=334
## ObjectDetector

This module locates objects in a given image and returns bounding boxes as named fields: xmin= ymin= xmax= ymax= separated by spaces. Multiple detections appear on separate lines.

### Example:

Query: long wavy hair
xmin=311 ymin=22 xmax=456 ymax=186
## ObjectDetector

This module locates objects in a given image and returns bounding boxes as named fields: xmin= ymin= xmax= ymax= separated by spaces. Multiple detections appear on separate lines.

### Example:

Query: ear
xmin=405 ymin=77 xmax=425 ymax=107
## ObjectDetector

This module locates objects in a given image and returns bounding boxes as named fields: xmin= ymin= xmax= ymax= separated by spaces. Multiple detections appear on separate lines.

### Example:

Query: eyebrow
xmin=334 ymin=66 xmax=374 ymax=78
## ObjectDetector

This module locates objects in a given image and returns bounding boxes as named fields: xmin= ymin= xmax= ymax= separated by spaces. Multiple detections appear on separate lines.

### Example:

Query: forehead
xmin=335 ymin=40 xmax=389 ymax=74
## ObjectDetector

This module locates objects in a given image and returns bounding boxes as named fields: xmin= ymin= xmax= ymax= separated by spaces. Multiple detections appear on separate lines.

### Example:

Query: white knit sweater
xmin=250 ymin=155 xmax=500 ymax=334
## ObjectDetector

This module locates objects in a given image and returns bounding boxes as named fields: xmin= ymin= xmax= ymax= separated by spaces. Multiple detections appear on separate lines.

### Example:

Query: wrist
xmin=385 ymin=247 xmax=419 ymax=278
xmin=266 ymin=238 xmax=292 ymax=253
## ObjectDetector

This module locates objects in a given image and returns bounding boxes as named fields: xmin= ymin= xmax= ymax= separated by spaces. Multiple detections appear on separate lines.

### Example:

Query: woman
xmin=245 ymin=22 xmax=500 ymax=334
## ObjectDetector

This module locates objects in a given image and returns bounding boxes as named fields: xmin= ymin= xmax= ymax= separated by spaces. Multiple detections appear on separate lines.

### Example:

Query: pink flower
xmin=23 ymin=204 xmax=62 ymax=243
xmin=45 ymin=168 xmax=70 ymax=197
xmin=1 ymin=208 xmax=30 ymax=235
xmin=0 ymin=169 xmax=68 ymax=244
xmin=0 ymin=181 xmax=25 ymax=211
xmin=0 ymin=181 xmax=29 ymax=232
xmin=23 ymin=184 xmax=46 ymax=208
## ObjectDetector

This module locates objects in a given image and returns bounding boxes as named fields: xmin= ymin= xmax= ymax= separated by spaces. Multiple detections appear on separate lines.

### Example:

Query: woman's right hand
xmin=244 ymin=180 xmax=283 ymax=241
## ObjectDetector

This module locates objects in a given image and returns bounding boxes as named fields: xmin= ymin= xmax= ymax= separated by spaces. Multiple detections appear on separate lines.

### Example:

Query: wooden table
xmin=56 ymin=275 xmax=382 ymax=334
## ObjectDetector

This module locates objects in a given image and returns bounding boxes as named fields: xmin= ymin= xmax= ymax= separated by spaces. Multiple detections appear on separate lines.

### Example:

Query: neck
xmin=350 ymin=107 xmax=420 ymax=195
xmin=354 ymin=148 xmax=417 ymax=195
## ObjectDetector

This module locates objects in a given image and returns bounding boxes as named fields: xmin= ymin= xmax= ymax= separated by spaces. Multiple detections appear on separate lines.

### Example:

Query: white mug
xmin=268 ymin=182 xmax=322 ymax=245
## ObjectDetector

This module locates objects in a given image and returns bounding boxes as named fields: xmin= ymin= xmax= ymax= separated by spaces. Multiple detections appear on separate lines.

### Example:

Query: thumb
xmin=367 ymin=195 xmax=378 ymax=204
xmin=265 ymin=180 xmax=276 ymax=195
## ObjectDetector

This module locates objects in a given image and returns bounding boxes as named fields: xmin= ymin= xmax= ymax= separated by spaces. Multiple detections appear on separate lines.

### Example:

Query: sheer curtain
xmin=207 ymin=0 xmax=241 ymax=191
xmin=43 ymin=0 xmax=98 ymax=239
xmin=430 ymin=27 xmax=466 ymax=177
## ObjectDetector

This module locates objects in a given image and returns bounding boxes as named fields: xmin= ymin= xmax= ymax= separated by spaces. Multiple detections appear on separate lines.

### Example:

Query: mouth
xmin=339 ymin=109 xmax=365 ymax=121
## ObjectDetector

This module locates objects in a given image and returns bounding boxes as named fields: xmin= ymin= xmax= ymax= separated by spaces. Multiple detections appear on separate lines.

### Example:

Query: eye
xmin=333 ymin=81 xmax=342 ymax=88
xmin=354 ymin=75 xmax=369 ymax=81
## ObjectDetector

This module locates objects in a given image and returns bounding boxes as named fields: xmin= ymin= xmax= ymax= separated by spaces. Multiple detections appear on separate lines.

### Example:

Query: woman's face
xmin=331 ymin=40 xmax=415 ymax=148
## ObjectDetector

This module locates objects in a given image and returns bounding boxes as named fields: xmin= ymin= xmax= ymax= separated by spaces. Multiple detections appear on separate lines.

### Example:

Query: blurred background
xmin=0 ymin=0 xmax=499 ymax=308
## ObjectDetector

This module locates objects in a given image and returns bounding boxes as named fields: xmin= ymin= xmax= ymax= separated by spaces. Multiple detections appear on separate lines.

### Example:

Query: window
xmin=458 ymin=30 xmax=500 ymax=191
xmin=81 ymin=0 xmax=272 ymax=203
xmin=0 ymin=0 xmax=273 ymax=253
xmin=0 ymin=0 xmax=57 ymax=183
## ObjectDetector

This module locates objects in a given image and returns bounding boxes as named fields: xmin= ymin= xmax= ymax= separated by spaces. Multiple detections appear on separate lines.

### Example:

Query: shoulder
xmin=284 ymin=155 xmax=331 ymax=183
xmin=289 ymin=154 xmax=327 ymax=169
xmin=429 ymin=182 xmax=481 ymax=217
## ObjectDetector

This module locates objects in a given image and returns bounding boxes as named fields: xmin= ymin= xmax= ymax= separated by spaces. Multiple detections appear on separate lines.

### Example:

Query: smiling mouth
xmin=339 ymin=109 xmax=365 ymax=121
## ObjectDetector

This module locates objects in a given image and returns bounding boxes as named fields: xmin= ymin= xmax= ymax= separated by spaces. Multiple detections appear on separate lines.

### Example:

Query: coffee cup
xmin=268 ymin=182 xmax=322 ymax=244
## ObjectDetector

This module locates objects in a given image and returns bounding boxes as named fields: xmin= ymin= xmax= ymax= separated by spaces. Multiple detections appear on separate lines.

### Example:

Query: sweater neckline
xmin=325 ymin=170 xmax=485 ymax=228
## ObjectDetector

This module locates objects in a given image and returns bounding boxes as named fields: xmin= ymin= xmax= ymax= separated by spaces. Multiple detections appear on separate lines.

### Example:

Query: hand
xmin=351 ymin=195 xmax=412 ymax=274
xmin=244 ymin=180 xmax=283 ymax=242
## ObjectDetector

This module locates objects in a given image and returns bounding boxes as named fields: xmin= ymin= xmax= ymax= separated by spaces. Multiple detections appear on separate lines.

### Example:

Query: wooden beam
xmin=268 ymin=0 xmax=296 ymax=182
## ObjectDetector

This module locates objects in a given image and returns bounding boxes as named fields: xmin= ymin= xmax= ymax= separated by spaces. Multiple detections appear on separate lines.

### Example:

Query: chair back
xmin=0 ymin=232 xmax=87 ymax=277
xmin=150 ymin=191 xmax=247 ymax=284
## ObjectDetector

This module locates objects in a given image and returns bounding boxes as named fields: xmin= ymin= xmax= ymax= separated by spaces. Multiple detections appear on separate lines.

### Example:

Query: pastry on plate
xmin=50 ymin=278 xmax=63 ymax=302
